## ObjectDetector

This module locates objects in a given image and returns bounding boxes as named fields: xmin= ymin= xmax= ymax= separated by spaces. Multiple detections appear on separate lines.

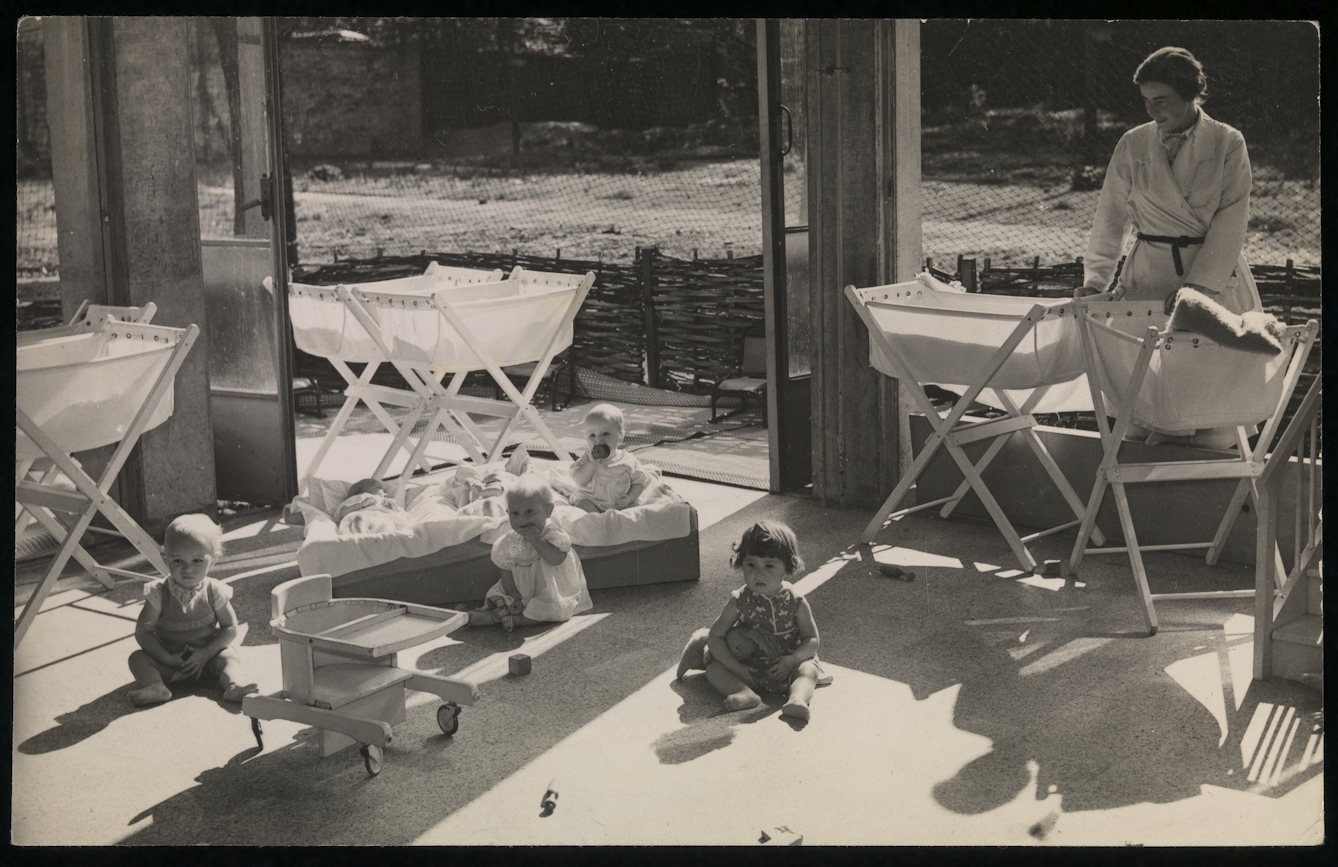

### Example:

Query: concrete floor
xmin=12 ymin=407 xmax=1324 ymax=846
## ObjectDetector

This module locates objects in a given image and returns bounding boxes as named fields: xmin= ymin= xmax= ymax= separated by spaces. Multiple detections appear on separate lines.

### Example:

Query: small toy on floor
xmin=878 ymin=563 xmax=916 ymax=581
xmin=540 ymin=780 xmax=559 ymax=816
xmin=509 ymin=653 xmax=532 ymax=675
xmin=126 ymin=514 xmax=258 ymax=707
xmin=759 ymin=826 xmax=803 ymax=845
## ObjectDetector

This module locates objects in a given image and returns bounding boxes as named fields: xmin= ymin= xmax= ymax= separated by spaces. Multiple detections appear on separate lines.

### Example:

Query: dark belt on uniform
xmin=1136 ymin=233 xmax=1206 ymax=277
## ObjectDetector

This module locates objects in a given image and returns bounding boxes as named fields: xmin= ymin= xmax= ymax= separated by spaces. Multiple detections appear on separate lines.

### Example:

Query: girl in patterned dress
xmin=469 ymin=475 xmax=593 ymax=631
xmin=693 ymin=520 xmax=825 ymax=720
xmin=127 ymin=514 xmax=256 ymax=707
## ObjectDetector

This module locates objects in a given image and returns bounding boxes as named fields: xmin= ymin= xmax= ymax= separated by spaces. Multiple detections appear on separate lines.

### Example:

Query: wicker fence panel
xmin=649 ymin=252 xmax=766 ymax=393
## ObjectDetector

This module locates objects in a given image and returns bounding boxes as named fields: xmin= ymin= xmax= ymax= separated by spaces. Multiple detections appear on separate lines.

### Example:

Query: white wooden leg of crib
xmin=944 ymin=439 xmax=1037 ymax=572
xmin=1111 ymin=481 xmax=1157 ymax=636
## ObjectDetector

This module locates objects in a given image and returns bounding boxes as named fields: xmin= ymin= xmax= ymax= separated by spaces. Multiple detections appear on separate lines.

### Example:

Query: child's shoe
xmin=676 ymin=628 xmax=710 ymax=680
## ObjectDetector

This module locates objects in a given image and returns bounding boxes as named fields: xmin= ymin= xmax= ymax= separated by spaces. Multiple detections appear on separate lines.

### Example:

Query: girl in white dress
xmin=469 ymin=474 xmax=593 ymax=631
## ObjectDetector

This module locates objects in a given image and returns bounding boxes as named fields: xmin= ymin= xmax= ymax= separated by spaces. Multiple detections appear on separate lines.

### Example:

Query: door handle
xmin=238 ymin=173 xmax=273 ymax=221
xmin=779 ymin=104 xmax=793 ymax=156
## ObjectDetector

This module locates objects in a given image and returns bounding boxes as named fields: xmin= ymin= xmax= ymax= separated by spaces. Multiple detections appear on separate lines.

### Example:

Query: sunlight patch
xmin=869 ymin=546 xmax=963 ymax=569
xmin=1222 ymin=613 xmax=1253 ymax=638
xmin=433 ymin=613 xmax=609 ymax=690
xmin=1165 ymin=651 xmax=1229 ymax=747
xmin=791 ymin=554 xmax=851 ymax=596
xmin=1017 ymin=637 xmax=1111 ymax=677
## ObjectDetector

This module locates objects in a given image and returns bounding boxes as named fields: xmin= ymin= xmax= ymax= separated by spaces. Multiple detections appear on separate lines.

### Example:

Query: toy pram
xmin=242 ymin=573 xmax=477 ymax=776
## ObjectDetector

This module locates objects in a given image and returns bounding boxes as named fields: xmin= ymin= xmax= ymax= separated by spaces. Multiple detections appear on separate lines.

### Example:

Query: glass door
xmin=193 ymin=17 xmax=298 ymax=505
xmin=759 ymin=19 xmax=812 ymax=493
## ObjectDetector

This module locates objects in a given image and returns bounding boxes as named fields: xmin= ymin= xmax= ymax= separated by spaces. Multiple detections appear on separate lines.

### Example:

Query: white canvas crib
xmin=291 ymin=264 xmax=594 ymax=498
xmin=340 ymin=268 xmax=594 ymax=491
xmin=288 ymin=264 xmax=505 ymax=494
xmin=1066 ymin=297 xmax=1319 ymax=634
xmin=847 ymin=273 xmax=1102 ymax=572
xmin=15 ymin=305 xmax=199 ymax=647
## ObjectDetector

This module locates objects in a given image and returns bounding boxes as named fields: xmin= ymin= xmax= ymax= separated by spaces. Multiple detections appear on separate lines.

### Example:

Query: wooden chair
xmin=711 ymin=335 xmax=768 ymax=425
xmin=495 ymin=350 xmax=575 ymax=412
xmin=292 ymin=376 xmax=340 ymax=418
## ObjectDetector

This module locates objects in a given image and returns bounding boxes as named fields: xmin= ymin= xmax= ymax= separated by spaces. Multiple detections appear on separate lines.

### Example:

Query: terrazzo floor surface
xmin=13 ymin=470 xmax=1324 ymax=846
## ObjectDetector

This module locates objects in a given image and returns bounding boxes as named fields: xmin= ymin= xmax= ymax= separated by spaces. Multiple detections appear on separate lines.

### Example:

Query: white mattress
xmin=291 ymin=459 xmax=693 ymax=579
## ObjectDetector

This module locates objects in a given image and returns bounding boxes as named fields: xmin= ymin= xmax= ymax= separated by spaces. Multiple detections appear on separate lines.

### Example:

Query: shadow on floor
xmin=809 ymin=533 xmax=1324 ymax=816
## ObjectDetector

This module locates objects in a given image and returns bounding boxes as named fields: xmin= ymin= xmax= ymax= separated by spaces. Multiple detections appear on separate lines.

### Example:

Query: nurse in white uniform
xmin=1079 ymin=46 xmax=1261 ymax=448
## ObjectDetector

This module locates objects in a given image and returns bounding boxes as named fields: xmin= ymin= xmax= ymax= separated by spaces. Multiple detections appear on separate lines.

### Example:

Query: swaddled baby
xmin=333 ymin=478 xmax=412 ymax=535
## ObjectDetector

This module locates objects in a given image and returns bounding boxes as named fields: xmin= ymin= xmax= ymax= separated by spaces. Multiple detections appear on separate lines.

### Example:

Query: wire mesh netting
xmin=16 ymin=19 xmax=1320 ymax=283
xmin=269 ymin=17 xmax=765 ymax=266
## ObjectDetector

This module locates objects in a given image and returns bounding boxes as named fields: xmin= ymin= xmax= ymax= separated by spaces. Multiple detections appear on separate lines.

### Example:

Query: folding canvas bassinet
xmin=847 ymin=273 xmax=1102 ymax=572
xmin=1066 ymin=297 xmax=1319 ymax=634
xmin=15 ymin=305 xmax=199 ymax=647
xmin=337 ymin=267 xmax=594 ymax=488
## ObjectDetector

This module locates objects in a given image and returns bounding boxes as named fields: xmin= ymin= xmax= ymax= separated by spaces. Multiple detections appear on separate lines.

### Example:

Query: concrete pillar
xmin=44 ymin=16 xmax=216 ymax=533
xmin=807 ymin=20 xmax=920 ymax=508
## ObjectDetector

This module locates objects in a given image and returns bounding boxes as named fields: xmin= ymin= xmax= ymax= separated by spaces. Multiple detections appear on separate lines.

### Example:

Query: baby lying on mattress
xmin=332 ymin=478 xmax=413 ymax=535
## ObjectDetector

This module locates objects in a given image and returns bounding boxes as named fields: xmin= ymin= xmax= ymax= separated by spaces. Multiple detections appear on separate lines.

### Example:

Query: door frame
xmin=757 ymin=18 xmax=809 ymax=494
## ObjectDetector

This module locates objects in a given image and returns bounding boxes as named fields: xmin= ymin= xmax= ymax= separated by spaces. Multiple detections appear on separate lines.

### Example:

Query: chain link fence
xmin=17 ymin=19 xmax=1320 ymax=283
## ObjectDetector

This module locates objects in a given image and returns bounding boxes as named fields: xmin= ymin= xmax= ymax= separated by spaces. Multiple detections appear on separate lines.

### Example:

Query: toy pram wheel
xmin=250 ymin=717 xmax=264 ymax=750
xmin=437 ymin=702 xmax=461 ymax=736
xmin=360 ymin=744 xmax=383 ymax=776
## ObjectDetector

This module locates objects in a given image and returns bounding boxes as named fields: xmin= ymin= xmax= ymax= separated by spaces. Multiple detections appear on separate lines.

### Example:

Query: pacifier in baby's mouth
xmin=591 ymin=444 xmax=611 ymax=460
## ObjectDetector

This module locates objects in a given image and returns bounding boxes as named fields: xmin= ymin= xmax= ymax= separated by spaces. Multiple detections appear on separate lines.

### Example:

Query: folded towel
xmin=1168 ymin=288 xmax=1285 ymax=355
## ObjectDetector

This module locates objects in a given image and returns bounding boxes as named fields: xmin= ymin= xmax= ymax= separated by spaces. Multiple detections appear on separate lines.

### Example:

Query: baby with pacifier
xmin=569 ymin=403 xmax=654 ymax=513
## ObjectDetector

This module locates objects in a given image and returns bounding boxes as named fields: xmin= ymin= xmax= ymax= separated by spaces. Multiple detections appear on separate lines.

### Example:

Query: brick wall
xmin=280 ymin=40 xmax=424 ymax=160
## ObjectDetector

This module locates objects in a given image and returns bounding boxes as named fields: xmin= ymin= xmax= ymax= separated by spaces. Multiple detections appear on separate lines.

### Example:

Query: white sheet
xmin=292 ymin=459 xmax=693 ymax=579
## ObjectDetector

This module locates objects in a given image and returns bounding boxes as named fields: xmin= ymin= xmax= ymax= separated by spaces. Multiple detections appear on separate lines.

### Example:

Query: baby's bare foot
xmin=222 ymin=683 xmax=259 ymax=703
xmin=130 ymin=684 xmax=172 ymax=707
xmin=723 ymin=693 xmax=761 ymax=712
xmin=780 ymin=699 xmax=810 ymax=721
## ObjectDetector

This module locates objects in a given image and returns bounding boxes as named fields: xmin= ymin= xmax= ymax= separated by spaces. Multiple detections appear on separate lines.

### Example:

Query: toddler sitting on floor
xmin=469 ymin=474 xmax=593 ymax=631
xmin=569 ymin=403 xmax=653 ymax=513
xmin=127 ymin=514 xmax=257 ymax=707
